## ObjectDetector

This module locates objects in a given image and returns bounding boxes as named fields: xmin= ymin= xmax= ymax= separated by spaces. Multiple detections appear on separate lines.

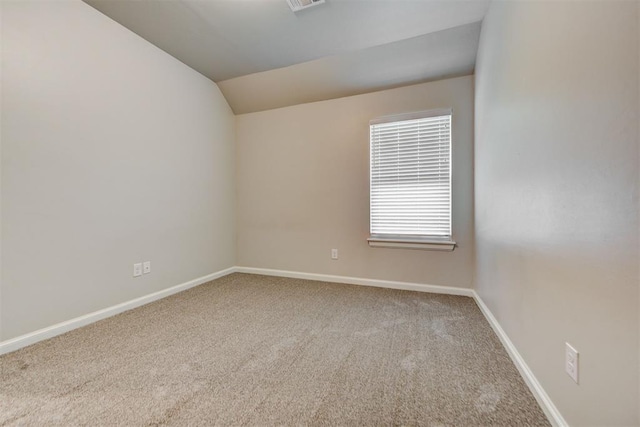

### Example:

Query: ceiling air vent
xmin=286 ymin=0 xmax=325 ymax=13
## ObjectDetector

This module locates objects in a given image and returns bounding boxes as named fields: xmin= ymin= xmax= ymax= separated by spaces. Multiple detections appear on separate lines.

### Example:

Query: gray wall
xmin=236 ymin=76 xmax=474 ymax=288
xmin=1 ymin=0 xmax=236 ymax=340
xmin=474 ymin=1 xmax=639 ymax=424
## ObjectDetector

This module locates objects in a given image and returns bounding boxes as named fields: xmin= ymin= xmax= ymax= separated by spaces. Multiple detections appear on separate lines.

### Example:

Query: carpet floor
xmin=1 ymin=273 xmax=549 ymax=426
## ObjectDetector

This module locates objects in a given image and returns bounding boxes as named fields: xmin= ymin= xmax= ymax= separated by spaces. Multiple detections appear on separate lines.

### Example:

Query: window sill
xmin=367 ymin=235 xmax=456 ymax=251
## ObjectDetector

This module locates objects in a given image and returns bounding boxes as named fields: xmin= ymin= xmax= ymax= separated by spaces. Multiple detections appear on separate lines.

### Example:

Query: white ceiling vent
xmin=286 ymin=0 xmax=325 ymax=13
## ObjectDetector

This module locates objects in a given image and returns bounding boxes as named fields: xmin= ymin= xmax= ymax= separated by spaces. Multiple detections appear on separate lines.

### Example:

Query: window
xmin=368 ymin=109 xmax=455 ymax=251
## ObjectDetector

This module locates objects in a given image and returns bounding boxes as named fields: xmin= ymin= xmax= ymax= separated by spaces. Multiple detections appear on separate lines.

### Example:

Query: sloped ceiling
xmin=84 ymin=0 xmax=489 ymax=113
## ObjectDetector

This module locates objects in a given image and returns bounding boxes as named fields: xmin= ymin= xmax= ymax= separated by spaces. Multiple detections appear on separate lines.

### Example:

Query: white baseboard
xmin=234 ymin=266 xmax=474 ymax=297
xmin=472 ymin=292 xmax=567 ymax=427
xmin=0 ymin=267 xmax=236 ymax=356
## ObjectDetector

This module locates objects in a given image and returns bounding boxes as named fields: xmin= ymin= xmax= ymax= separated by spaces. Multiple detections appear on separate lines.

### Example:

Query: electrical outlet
xmin=565 ymin=342 xmax=579 ymax=384
xmin=331 ymin=249 xmax=338 ymax=260
xmin=133 ymin=263 xmax=142 ymax=277
xmin=143 ymin=261 xmax=151 ymax=274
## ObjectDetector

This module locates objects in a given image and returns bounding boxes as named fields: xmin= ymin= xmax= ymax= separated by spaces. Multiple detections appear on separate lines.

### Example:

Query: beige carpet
xmin=1 ymin=273 xmax=549 ymax=426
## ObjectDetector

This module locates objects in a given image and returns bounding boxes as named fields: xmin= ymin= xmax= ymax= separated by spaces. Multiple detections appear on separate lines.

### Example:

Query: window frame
xmin=367 ymin=108 xmax=456 ymax=251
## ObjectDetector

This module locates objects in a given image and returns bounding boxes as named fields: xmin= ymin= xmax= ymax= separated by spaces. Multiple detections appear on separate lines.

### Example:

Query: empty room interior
xmin=1 ymin=0 xmax=639 ymax=425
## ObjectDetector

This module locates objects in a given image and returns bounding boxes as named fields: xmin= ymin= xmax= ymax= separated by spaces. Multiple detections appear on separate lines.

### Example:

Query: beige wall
xmin=474 ymin=1 xmax=639 ymax=425
xmin=1 ymin=0 xmax=236 ymax=340
xmin=0 ymin=0 xmax=4 ymax=342
xmin=236 ymin=76 xmax=474 ymax=287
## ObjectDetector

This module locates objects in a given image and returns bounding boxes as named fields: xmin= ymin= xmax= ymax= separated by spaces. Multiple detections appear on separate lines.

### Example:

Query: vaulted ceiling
xmin=84 ymin=0 xmax=489 ymax=113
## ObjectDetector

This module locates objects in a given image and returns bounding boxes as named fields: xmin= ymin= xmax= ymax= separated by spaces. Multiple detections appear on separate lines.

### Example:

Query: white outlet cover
xmin=133 ymin=263 xmax=143 ymax=277
xmin=331 ymin=249 xmax=338 ymax=259
xmin=565 ymin=342 xmax=579 ymax=384
xmin=143 ymin=261 xmax=151 ymax=274
xmin=286 ymin=0 xmax=325 ymax=13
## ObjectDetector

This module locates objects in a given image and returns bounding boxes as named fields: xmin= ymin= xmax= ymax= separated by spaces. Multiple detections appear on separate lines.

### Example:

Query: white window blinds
xmin=370 ymin=109 xmax=452 ymax=238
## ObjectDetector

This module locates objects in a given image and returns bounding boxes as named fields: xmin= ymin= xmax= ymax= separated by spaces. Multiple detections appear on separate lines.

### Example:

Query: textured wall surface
xmin=237 ymin=77 xmax=474 ymax=288
xmin=474 ymin=1 xmax=639 ymax=424
xmin=1 ymin=0 xmax=236 ymax=340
